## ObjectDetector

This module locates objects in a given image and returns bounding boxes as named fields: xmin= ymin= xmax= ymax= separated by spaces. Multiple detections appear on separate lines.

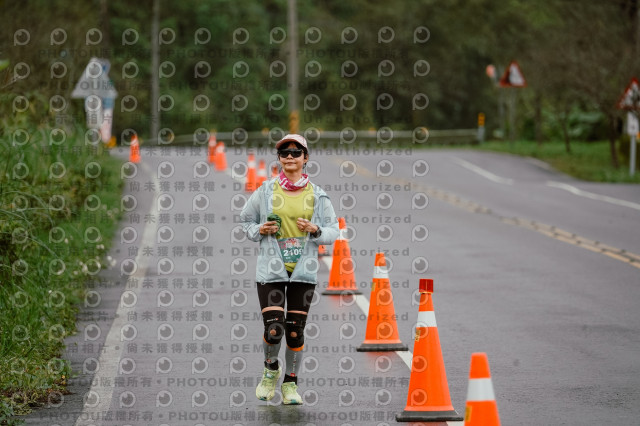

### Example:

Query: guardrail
xmin=140 ymin=128 xmax=480 ymax=147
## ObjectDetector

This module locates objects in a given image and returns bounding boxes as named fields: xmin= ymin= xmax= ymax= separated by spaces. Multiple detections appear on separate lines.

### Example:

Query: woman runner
xmin=239 ymin=134 xmax=339 ymax=404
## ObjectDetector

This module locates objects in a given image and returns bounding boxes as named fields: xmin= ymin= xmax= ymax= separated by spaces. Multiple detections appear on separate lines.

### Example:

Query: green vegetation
xmin=476 ymin=140 xmax=640 ymax=184
xmin=2 ymin=1 xmax=637 ymax=164
xmin=0 ymin=92 xmax=124 ymax=422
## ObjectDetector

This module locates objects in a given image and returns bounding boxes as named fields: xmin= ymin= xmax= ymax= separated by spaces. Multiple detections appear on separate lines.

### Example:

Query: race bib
xmin=277 ymin=236 xmax=306 ymax=264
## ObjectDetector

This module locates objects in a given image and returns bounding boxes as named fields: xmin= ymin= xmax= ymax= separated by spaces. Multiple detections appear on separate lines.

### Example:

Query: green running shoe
xmin=281 ymin=382 xmax=303 ymax=405
xmin=256 ymin=367 xmax=281 ymax=401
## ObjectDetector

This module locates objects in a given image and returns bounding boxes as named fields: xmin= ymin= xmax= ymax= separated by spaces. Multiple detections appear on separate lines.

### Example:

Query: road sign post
xmin=631 ymin=132 xmax=637 ymax=177
xmin=617 ymin=78 xmax=640 ymax=177
xmin=627 ymin=111 xmax=638 ymax=176
xmin=477 ymin=112 xmax=485 ymax=143
xmin=498 ymin=61 xmax=527 ymax=144
xmin=508 ymin=88 xmax=517 ymax=142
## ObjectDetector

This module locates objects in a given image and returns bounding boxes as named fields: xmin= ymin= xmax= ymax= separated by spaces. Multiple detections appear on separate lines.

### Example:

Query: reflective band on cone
xmin=372 ymin=265 xmax=388 ymax=279
xmin=464 ymin=352 xmax=500 ymax=425
xmin=214 ymin=142 xmax=227 ymax=171
xmin=467 ymin=378 xmax=496 ymax=401
xmin=416 ymin=310 xmax=437 ymax=328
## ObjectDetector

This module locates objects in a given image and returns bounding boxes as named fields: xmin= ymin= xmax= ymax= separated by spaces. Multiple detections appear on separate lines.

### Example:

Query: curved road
xmin=25 ymin=146 xmax=640 ymax=425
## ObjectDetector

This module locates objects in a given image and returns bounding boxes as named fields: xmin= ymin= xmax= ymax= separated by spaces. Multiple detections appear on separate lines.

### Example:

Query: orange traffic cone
xmin=464 ymin=353 xmax=500 ymax=426
xmin=322 ymin=217 xmax=361 ymax=295
xmin=129 ymin=134 xmax=140 ymax=164
xmin=207 ymin=133 xmax=217 ymax=164
xmin=214 ymin=141 xmax=227 ymax=171
xmin=245 ymin=152 xmax=257 ymax=192
xmin=396 ymin=278 xmax=463 ymax=422
xmin=256 ymin=159 xmax=267 ymax=187
xmin=357 ymin=252 xmax=407 ymax=352
xmin=271 ymin=164 xmax=279 ymax=178
xmin=318 ymin=244 xmax=328 ymax=256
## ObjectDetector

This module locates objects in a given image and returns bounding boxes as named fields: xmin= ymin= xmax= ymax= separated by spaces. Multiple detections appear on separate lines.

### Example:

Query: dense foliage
xmin=2 ymin=0 xmax=639 ymax=151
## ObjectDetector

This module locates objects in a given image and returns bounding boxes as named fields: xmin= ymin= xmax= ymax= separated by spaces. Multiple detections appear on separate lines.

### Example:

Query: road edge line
xmin=546 ymin=181 xmax=640 ymax=211
xmin=74 ymin=161 xmax=159 ymax=426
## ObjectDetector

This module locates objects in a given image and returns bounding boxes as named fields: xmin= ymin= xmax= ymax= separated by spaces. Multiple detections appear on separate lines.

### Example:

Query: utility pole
xmin=498 ymin=87 xmax=505 ymax=140
xmin=100 ymin=0 xmax=111 ymax=50
xmin=150 ymin=0 xmax=160 ymax=142
xmin=636 ymin=0 xmax=640 ymax=60
xmin=287 ymin=0 xmax=299 ymax=134
xmin=509 ymin=88 xmax=517 ymax=143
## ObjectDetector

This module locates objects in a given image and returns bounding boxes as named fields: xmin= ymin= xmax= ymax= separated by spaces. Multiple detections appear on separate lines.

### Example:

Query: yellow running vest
xmin=272 ymin=181 xmax=315 ymax=272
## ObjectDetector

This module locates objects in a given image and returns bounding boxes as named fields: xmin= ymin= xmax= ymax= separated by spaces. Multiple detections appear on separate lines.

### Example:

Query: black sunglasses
xmin=277 ymin=149 xmax=304 ymax=158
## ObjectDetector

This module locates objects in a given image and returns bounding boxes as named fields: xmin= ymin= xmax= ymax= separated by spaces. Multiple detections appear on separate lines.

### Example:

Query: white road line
xmin=452 ymin=157 xmax=514 ymax=185
xmin=353 ymin=294 xmax=371 ymax=318
xmin=394 ymin=350 xmax=414 ymax=370
xmin=74 ymin=162 xmax=159 ymax=426
xmin=525 ymin=156 xmax=552 ymax=170
xmin=320 ymin=255 xmax=464 ymax=425
xmin=546 ymin=181 xmax=640 ymax=211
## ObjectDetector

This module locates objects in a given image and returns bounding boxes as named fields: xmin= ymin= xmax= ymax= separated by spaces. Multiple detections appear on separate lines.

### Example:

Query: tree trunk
xmin=535 ymin=93 xmax=543 ymax=147
xmin=150 ymin=0 xmax=160 ymax=141
xmin=560 ymin=110 xmax=571 ymax=154
xmin=608 ymin=113 xmax=620 ymax=169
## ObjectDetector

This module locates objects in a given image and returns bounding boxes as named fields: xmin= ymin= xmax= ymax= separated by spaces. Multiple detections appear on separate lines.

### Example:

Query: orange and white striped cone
xmin=396 ymin=278 xmax=463 ymax=422
xmin=245 ymin=152 xmax=257 ymax=192
xmin=464 ymin=353 xmax=500 ymax=425
xmin=271 ymin=164 xmax=279 ymax=178
xmin=357 ymin=252 xmax=407 ymax=352
xmin=214 ymin=141 xmax=227 ymax=171
xmin=322 ymin=217 xmax=361 ymax=295
xmin=207 ymin=133 xmax=217 ymax=164
xmin=256 ymin=159 xmax=267 ymax=187
xmin=129 ymin=135 xmax=141 ymax=164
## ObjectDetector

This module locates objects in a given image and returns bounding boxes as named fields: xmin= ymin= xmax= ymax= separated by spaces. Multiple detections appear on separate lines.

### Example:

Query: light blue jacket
xmin=240 ymin=177 xmax=339 ymax=285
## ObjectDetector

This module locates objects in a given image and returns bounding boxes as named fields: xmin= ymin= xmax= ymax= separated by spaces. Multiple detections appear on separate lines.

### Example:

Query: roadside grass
xmin=0 ymin=125 xmax=124 ymax=424
xmin=474 ymin=140 xmax=640 ymax=183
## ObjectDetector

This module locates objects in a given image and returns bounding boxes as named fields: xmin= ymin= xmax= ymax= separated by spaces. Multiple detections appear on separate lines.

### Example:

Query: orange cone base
xmin=321 ymin=288 xmax=362 ymax=295
xmin=356 ymin=341 xmax=408 ymax=352
xmin=396 ymin=409 xmax=463 ymax=422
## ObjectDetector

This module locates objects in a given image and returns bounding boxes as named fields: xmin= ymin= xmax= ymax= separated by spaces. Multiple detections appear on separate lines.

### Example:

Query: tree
xmin=523 ymin=0 xmax=638 ymax=167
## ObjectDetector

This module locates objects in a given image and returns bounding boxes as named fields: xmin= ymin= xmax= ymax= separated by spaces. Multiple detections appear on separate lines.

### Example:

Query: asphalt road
xmin=24 ymin=145 xmax=640 ymax=425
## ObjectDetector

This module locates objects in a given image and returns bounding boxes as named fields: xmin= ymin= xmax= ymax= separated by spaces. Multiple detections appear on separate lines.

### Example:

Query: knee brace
xmin=262 ymin=310 xmax=285 ymax=344
xmin=285 ymin=312 xmax=307 ymax=349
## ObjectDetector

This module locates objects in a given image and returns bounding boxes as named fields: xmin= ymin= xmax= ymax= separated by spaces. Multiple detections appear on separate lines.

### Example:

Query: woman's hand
xmin=296 ymin=218 xmax=318 ymax=234
xmin=260 ymin=221 xmax=279 ymax=235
